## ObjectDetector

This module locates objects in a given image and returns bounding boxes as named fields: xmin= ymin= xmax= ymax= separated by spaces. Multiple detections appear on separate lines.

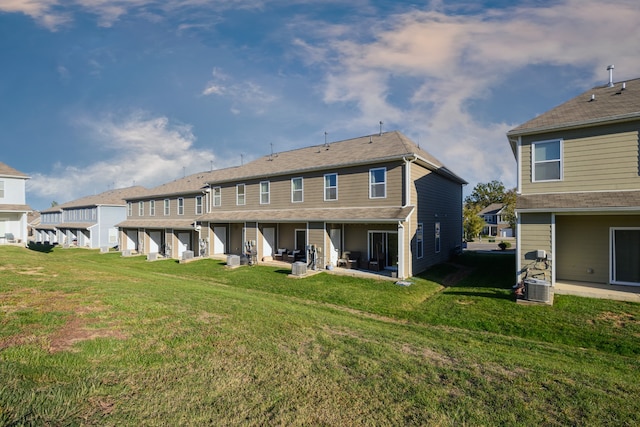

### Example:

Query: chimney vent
xmin=607 ymin=64 xmax=615 ymax=87
xmin=590 ymin=94 xmax=596 ymax=102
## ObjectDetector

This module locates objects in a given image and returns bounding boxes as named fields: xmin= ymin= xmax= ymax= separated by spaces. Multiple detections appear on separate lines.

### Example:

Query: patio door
xmin=368 ymin=231 xmax=398 ymax=270
xmin=329 ymin=228 xmax=341 ymax=267
xmin=213 ymin=227 xmax=226 ymax=254
xmin=611 ymin=228 xmax=640 ymax=285
xmin=263 ymin=227 xmax=275 ymax=257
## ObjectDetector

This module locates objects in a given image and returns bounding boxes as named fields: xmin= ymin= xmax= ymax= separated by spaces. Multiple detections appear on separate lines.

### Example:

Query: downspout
xmin=516 ymin=136 xmax=522 ymax=194
xmin=516 ymin=211 xmax=521 ymax=285
xmin=400 ymin=156 xmax=418 ymax=279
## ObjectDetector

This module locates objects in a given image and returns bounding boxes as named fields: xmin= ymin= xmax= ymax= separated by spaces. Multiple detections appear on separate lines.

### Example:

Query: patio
xmin=554 ymin=280 xmax=640 ymax=303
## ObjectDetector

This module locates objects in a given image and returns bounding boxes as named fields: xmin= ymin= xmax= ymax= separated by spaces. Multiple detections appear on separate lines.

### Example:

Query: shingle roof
xmin=0 ymin=204 xmax=32 ymax=212
xmin=115 ymin=219 xmax=197 ymax=230
xmin=0 ymin=162 xmax=29 ymax=178
xmin=508 ymin=78 xmax=640 ymax=138
xmin=42 ymin=186 xmax=148 ymax=212
xmin=196 ymin=206 xmax=415 ymax=223
xmin=477 ymin=203 xmax=504 ymax=215
xmin=517 ymin=191 xmax=640 ymax=211
xmin=57 ymin=222 xmax=96 ymax=230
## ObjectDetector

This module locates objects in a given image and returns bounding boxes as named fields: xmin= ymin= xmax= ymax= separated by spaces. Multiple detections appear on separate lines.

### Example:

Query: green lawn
xmin=1 ymin=246 xmax=639 ymax=425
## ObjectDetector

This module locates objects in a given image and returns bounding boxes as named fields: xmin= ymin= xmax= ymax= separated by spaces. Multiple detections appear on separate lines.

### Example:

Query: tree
xmin=501 ymin=188 xmax=517 ymax=232
xmin=464 ymin=180 xmax=506 ymax=209
xmin=463 ymin=204 xmax=485 ymax=241
xmin=50 ymin=201 xmax=59 ymax=207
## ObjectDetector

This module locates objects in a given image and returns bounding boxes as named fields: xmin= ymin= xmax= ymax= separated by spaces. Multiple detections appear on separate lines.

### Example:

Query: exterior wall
xmin=520 ymin=123 xmax=640 ymax=194
xmin=308 ymin=222 xmax=326 ymax=267
xmin=131 ymin=193 xmax=203 ymax=221
xmin=0 ymin=176 xmax=27 ymax=204
xmin=97 ymin=206 xmax=127 ymax=248
xmin=0 ymin=176 xmax=29 ymax=242
xmin=556 ymin=214 xmax=640 ymax=284
xmin=210 ymin=162 xmax=404 ymax=212
xmin=518 ymin=213 xmax=553 ymax=282
xmin=410 ymin=163 xmax=464 ymax=275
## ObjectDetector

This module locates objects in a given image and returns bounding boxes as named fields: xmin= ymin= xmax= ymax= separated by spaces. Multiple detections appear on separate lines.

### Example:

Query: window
xmin=213 ymin=187 xmax=221 ymax=207
xmin=127 ymin=202 xmax=132 ymax=217
xmin=532 ymin=139 xmax=562 ymax=182
xmin=237 ymin=184 xmax=245 ymax=205
xmin=178 ymin=198 xmax=184 ymax=215
xmin=260 ymin=181 xmax=270 ymax=204
xmin=435 ymin=222 xmax=441 ymax=254
xmin=164 ymin=199 xmax=170 ymax=215
xmin=369 ymin=167 xmax=386 ymax=198
xmin=195 ymin=196 xmax=203 ymax=215
xmin=138 ymin=201 xmax=144 ymax=216
xmin=416 ymin=223 xmax=424 ymax=259
xmin=0 ymin=180 xmax=4 ymax=198
xmin=149 ymin=200 xmax=155 ymax=216
xmin=324 ymin=173 xmax=338 ymax=201
xmin=291 ymin=177 xmax=303 ymax=203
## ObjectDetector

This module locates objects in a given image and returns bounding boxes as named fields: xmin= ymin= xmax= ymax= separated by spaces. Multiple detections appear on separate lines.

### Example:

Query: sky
xmin=2 ymin=0 xmax=640 ymax=211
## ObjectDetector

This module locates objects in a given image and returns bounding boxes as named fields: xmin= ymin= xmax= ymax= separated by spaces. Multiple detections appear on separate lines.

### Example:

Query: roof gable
xmin=42 ymin=186 xmax=148 ymax=212
xmin=0 ymin=162 xmax=29 ymax=179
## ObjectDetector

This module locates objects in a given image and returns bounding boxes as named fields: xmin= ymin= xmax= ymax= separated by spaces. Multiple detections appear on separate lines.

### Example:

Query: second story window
xmin=195 ymin=196 xmax=203 ymax=215
xmin=435 ymin=222 xmax=441 ymax=254
xmin=532 ymin=139 xmax=562 ymax=182
xmin=138 ymin=201 xmax=144 ymax=216
xmin=416 ymin=223 xmax=424 ymax=259
xmin=369 ymin=167 xmax=387 ymax=198
xmin=237 ymin=184 xmax=245 ymax=205
xmin=291 ymin=177 xmax=303 ymax=203
xmin=164 ymin=199 xmax=170 ymax=216
xmin=260 ymin=181 xmax=270 ymax=204
xmin=324 ymin=173 xmax=338 ymax=201
xmin=127 ymin=202 xmax=132 ymax=217
xmin=149 ymin=200 xmax=155 ymax=216
xmin=213 ymin=187 xmax=221 ymax=207
xmin=0 ymin=180 xmax=4 ymax=198
xmin=178 ymin=198 xmax=184 ymax=215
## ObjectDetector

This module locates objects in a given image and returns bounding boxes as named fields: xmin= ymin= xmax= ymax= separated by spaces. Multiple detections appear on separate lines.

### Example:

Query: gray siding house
xmin=119 ymin=131 xmax=466 ymax=278
xmin=507 ymin=75 xmax=640 ymax=287
xmin=0 ymin=162 xmax=31 ymax=244
xmin=35 ymin=186 xmax=148 ymax=249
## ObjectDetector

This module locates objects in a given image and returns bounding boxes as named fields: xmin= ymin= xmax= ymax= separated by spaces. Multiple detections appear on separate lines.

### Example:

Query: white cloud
xmin=27 ymin=111 xmax=217 ymax=203
xmin=202 ymin=67 xmax=277 ymax=114
xmin=301 ymin=0 xmax=640 ymax=190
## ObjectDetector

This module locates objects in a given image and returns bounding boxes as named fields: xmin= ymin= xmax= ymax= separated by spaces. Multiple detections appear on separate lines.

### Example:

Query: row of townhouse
xmin=117 ymin=131 xmax=467 ymax=279
xmin=34 ymin=186 xmax=148 ymax=248
xmin=508 ymin=75 xmax=640 ymax=287
xmin=0 ymin=162 xmax=31 ymax=244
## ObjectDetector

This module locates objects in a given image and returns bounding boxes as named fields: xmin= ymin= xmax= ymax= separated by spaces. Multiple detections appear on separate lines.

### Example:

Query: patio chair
xmin=368 ymin=252 xmax=385 ymax=272
xmin=346 ymin=251 xmax=360 ymax=269
xmin=274 ymin=248 xmax=287 ymax=261
xmin=5 ymin=233 xmax=17 ymax=243
xmin=287 ymin=250 xmax=300 ymax=263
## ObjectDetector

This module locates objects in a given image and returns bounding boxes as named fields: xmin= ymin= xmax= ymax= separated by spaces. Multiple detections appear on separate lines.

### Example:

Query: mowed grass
xmin=0 ymin=247 xmax=639 ymax=425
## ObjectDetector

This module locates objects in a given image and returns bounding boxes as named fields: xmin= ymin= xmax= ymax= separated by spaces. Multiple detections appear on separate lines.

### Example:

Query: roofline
xmin=506 ymin=112 xmax=640 ymax=138
xmin=0 ymin=174 xmax=30 ymax=180
xmin=516 ymin=207 xmax=640 ymax=214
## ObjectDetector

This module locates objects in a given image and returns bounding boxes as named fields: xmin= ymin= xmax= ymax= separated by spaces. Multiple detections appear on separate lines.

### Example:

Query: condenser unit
xmin=524 ymin=278 xmax=551 ymax=303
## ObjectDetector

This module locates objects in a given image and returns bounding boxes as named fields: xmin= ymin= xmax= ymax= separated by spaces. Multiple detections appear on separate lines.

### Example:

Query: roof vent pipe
xmin=607 ymin=64 xmax=615 ymax=87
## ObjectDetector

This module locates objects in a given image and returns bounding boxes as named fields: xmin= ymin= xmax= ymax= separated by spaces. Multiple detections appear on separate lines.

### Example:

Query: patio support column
xmin=397 ymin=221 xmax=405 ymax=279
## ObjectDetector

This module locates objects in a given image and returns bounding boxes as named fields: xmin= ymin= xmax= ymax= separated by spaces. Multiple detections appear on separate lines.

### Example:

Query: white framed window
xmin=127 ymin=202 xmax=133 ymax=217
xmin=138 ymin=201 xmax=144 ymax=216
xmin=164 ymin=199 xmax=170 ymax=215
xmin=0 ymin=180 xmax=4 ymax=198
xmin=195 ymin=195 xmax=203 ymax=215
xmin=324 ymin=173 xmax=338 ymax=201
xmin=213 ymin=187 xmax=221 ymax=207
xmin=610 ymin=227 xmax=640 ymax=285
xmin=149 ymin=200 xmax=155 ymax=216
xmin=532 ymin=139 xmax=562 ymax=182
xmin=237 ymin=184 xmax=245 ymax=205
xmin=435 ymin=222 xmax=441 ymax=254
xmin=369 ymin=167 xmax=387 ymax=198
xmin=177 ymin=198 xmax=184 ymax=215
xmin=291 ymin=177 xmax=303 ymax=203
xmin=260 ymin=181 xmax=270 ymax=205
xmin=91 ymin=208 xmax=96 ymax=220
xmin=416 ymin=223 xmax=424 ymax=259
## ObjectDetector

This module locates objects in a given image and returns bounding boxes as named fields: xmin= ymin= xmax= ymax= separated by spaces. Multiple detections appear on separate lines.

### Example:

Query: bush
xmin=498 ymin=241 xmax=511 ymax=250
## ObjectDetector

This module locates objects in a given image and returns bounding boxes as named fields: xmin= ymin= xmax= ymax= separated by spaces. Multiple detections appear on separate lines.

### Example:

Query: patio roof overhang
xmin=195 ymin=206 xmax=415 ymax=223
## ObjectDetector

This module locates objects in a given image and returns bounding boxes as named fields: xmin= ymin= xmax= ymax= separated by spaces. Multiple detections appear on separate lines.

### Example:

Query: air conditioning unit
xmin=292 ymin=261 xmax=307 ymax=276
xmin=226 ymin=254 xmax=240 ymax=267
xmin=524 ymin=278 xmax=551 ymax=303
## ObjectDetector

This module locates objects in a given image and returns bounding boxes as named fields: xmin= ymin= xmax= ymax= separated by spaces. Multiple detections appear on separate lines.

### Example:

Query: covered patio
xmin=554 ymin=280 xmax=640 ymax=302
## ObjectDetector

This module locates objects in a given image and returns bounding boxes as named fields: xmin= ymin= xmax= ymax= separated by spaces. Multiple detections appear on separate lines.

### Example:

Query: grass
xmin=1 ymin=246 xmax=639 ymax=425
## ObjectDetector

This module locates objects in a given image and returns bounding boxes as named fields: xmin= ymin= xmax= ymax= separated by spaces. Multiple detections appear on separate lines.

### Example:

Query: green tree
xmin=501 ymin=188 xmax=517 ymax=232
xmin=464 ymin=204 xmax=485 ymax=241
xmin=464 ymin=180 xmax=506 ymax=209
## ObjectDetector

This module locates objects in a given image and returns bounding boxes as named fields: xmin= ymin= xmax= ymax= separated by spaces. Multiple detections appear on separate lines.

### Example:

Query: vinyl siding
xmin=520 ymin=123 xmax=640 ymax=194
xmin=556 ymin=215 xmax=640 ymax=284
xmin=519 ymin=213 xmax=552 ymax=282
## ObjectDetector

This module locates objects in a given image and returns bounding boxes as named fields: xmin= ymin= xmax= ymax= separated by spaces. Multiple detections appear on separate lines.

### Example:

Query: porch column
xmin=397 ymin=221 xmax=405 ymax=279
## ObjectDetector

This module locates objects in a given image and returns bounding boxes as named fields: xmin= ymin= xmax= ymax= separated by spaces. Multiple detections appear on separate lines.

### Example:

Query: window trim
xmin=236 ymin=184 xmax=246 ymax=206
xmin=213 ymin=186 xmax=221 ymax=207
xmin=291 ymin=177 xmax=303 ymax=203
xmin=138 ymin=201 xmax=144 ymax=216
xmin=369 ymin=167 xmax=387 ymax=199
xmin=416 ymin=223 xmax=424 ymax=259
xmin=324 ymin=173 xmax=338 ymax=201
xmin=164 ymin=199 xmax=170 ymax=216
xmin=260 ymin=181 xmax=270 ymax=205
xmin=195 ymin=195 xmax=203 ymax=215
xmin=149 ymin=200 xmax=155 ymax=216
xmin=532 ymin=138 xmax=563 ymax=182
xmin=177 ymin=198 xmax=184 ymax=215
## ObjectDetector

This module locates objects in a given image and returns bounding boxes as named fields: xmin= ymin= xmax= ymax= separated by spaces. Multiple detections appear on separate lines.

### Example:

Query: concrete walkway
xmin=554 ymin=281 xmax=640 ymax=303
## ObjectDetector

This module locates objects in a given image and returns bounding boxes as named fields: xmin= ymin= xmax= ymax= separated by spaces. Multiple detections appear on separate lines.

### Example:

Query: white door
xmin=126 ymin=230 xmax=137 ymax=250
xmin=149 ymin=231 xmax=161 ymax=253
xmin=213 ymin=227 xmax=226 ymax=254
xmin=178 ymin=232 xmax=190 ymax=257
xmin=330 ymin=228 xmax=341 ymax=266
xmin=263 ymin=227 xmax=275 ymax=257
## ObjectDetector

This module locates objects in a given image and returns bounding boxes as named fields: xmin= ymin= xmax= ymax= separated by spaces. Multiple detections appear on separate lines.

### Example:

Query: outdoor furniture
xmin=346 ymin=251 xmax=360 ymax=269
xmin=368 ymin=252 xmax=385 ymax=271
xmin=287 ymin=250 xmax=300 ymax=263
xmin=274 ymin=248 xmax=287 ymax=261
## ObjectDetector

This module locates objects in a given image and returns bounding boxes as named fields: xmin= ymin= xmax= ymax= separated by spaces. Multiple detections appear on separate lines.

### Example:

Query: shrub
xmin=498 ymin=241 xmax=511 ymax=250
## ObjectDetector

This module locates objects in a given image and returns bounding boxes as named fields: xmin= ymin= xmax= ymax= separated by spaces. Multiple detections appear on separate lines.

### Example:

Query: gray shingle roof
xmin=196 ymin=206 xmax=415 ymax=223
xmin=0 ymin=162 xmax=29 ymax=178
xmin=477 ymin=203 xmax=504 ymax=215
xmin=115 ymin=219 xmax=197 ymax=230
xmin=517 ymin=191 xmax=640 ymax=211
xmin=42 ymin=186 xmax=148 ymax=213
xmin=508 ymin=78 xmax=640 ymax=137
xmin=0 ymin=204 xmax=31 ymax=212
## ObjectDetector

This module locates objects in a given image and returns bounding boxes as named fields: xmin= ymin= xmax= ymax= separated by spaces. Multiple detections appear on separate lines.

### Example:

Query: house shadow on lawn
xmin=27 ymin=241 xmax=55 ymax=253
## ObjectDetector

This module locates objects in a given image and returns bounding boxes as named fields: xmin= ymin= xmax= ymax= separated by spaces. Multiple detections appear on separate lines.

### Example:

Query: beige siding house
xmin=507 ymin=75 xmax=640 ymax=287
xmin=120 ymin=131 xmax=466 ymax=278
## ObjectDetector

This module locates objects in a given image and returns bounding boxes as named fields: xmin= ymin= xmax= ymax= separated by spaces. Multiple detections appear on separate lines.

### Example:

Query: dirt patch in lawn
xmin=48 ymin=315 xmax=127 ymax=353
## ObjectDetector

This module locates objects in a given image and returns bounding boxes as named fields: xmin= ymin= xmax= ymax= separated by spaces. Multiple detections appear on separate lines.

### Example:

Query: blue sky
xmin=2 ymin=0 xmax=640 ymax=210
